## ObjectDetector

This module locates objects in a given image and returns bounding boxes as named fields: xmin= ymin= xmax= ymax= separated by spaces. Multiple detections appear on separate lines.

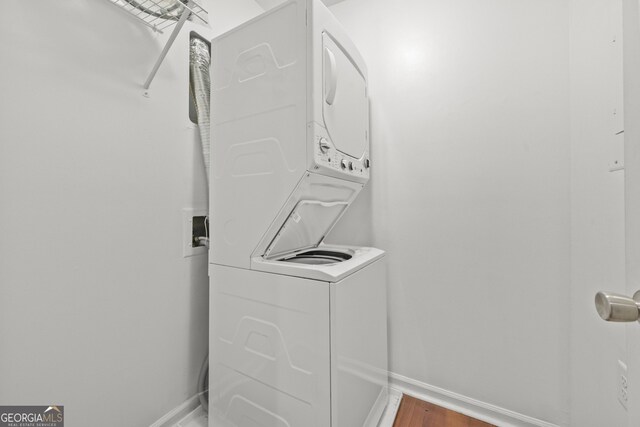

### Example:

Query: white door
xmin=601 ymin=1 xmax=640 ymax=425
xmin=595 ymin=1 xmax=640 ymax=424
xmin=625 ymin=0 xmax=640 ymax=424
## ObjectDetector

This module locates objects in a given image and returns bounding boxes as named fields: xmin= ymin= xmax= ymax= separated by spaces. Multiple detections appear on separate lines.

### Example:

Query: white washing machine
xmin=208 ymin=0 xmax=387 ymax=425
xmin=209 ymin=247 xmax=388 ymax=427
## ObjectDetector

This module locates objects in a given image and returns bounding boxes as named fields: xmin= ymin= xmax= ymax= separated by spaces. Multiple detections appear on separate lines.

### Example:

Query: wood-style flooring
xmin=392 ymin=395 xmax=496 ymax=427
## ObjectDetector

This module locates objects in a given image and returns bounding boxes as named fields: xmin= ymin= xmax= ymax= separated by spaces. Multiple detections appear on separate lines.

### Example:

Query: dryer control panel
xmin=311 ymin=124 xmax=370 ymax=182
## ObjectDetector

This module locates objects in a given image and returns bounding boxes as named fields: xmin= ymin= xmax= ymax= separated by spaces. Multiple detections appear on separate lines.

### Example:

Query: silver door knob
xmin=595 ymin=291 xmax=640 ymax=322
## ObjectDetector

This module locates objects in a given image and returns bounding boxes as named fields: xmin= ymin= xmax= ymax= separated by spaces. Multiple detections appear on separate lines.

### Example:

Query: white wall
xmin=569 ymin=0 xmax=627 ymax=426
xmin=327 ymin=0 xmax=572 ymax=424
xmin=0 ymin=1 xmax=263 ymax=426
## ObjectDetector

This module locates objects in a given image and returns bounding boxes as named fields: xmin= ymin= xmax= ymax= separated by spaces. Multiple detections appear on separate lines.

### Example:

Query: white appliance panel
xmin=209 ymin=264 xmax=331 ymax=427
xmin=210 ymin=0 xmax=307 ymax=269
xmin=330 ymin=258 xmax=388 ymax=427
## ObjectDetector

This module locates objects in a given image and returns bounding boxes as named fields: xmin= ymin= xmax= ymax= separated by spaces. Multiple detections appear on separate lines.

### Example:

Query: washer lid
xmin=263 ymin=200 xmax=349 ymax=259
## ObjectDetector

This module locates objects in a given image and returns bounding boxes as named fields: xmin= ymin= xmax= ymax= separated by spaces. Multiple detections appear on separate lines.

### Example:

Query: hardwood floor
xmin=392 ymin=395 xmax=496 ymax=427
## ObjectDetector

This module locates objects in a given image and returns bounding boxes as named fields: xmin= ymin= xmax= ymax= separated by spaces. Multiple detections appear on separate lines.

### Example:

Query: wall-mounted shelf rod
xmin=144 ymin=2 xmax=192 ymax=90
xmin=105 ymin=0 xmax=209 ymax=91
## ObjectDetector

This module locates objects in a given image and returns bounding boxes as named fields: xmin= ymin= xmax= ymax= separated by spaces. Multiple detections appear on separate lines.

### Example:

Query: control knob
xmin=319 ymin=138 xmax=331 ymax=154
xmin=341 ymin=159 xmax=348 ymax=170
xmin=348 ymin=161 xmax=354 ymax=171
xmin=364 ymin=158 xmax=370 ymax=168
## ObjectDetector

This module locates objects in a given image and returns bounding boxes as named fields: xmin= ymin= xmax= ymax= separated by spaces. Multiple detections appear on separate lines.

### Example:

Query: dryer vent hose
xmin=197 ymin=353 xmax=208 ymax=412
xmin=189 ymin=36 xmax=211 ymax=182
xmin=190 ymin=36 xmax=211 ymax=413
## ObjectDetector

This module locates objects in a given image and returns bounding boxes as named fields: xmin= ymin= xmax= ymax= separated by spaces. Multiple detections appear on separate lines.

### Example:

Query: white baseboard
xmin=389 ymin=372 xmax=560 ymax=427
xmin=378 ymin=387 xmax=402 ymax=427
xmin=149 ymin=374 xmax=558 ymax=427
xmin=149 ymin=395 xmax=201 ymax=427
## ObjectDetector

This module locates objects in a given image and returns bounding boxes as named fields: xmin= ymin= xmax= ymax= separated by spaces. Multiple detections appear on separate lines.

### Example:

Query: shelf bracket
xmin=143 ymin=0 xmax=193 ymax=91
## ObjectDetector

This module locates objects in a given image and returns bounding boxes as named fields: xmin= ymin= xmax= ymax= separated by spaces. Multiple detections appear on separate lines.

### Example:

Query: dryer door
xmin=322 ymin=33 xmax=368 ymax=160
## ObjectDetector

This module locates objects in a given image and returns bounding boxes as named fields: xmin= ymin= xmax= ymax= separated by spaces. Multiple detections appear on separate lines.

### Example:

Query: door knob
xmin=595 ymin=291 xmax=640 ymax=322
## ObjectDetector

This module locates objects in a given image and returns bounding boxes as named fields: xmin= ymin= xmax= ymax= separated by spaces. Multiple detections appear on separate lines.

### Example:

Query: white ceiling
xmin=254 ymin=0 xmax=346 ymax=10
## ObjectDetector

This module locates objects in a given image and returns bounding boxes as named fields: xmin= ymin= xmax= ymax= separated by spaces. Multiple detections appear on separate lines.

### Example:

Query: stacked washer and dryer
xmin=207 ymin=0 xmax=388 ymax=425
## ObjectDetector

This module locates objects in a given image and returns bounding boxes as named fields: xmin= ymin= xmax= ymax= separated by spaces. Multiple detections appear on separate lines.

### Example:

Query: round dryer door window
xmin=322 ymin=33 xmax=368 ymax=160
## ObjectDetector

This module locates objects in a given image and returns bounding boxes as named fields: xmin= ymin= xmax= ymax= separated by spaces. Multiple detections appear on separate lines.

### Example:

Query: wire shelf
xmin=107 ymin=0 xmax=208 ymax=33
xmin=104 ymin=0 xmax=209 ymax=89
